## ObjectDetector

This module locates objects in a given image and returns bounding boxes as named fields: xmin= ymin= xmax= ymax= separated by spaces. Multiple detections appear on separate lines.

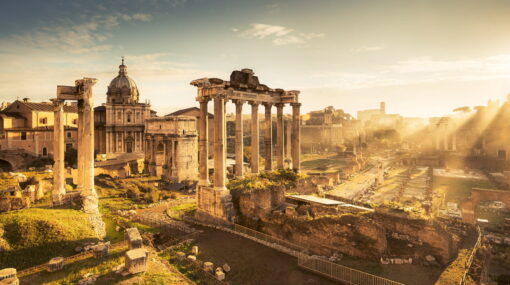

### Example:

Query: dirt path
xmin=193 ymin=226 xmax=337 ymax=285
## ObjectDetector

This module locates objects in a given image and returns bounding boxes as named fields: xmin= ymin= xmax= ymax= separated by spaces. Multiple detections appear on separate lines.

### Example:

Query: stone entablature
xmin=190 ymin=68 xmax=301 ymax=224
xmin=144 ymin=116 xmax=198 ymax=182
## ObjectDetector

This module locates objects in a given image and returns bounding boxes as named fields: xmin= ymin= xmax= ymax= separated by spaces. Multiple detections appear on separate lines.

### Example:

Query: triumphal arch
xmin=191 ymin=68 xmax=301 ymax=224
xmin=52 ymin=78 xmax=105 ymax=237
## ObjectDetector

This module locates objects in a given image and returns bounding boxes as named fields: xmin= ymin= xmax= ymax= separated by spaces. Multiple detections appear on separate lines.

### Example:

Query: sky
xmin=2 ymin=0 xmax=510 ymax=118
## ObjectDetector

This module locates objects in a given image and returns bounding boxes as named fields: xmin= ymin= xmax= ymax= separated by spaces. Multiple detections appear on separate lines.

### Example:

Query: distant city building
xmin=0 ymin=98 xmax=78 ymax=157
xmin=301 ymin=106 xmax=363 ymax=154
xmin=94 ymin=59 xmax=153 ymax=157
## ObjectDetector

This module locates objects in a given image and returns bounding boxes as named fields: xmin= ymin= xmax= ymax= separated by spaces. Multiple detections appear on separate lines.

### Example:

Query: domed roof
xmin=107 ymin=58 xmax=140 ymax=104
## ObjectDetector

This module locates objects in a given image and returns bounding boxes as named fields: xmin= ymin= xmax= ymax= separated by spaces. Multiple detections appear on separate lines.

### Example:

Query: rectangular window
xmin=39 ymin=118 xmax=47 ymax=124
xmin=20 ymin=132 xmax=27 ymax=140
xmin=67 ymin=132 xmax=72 ymax=138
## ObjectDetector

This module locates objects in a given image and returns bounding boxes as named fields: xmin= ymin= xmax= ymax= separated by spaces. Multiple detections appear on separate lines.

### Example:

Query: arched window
xmin=42 ymin=147 xmax=47 ymax=156
xmin=127 ymin=113 xmax=132 ymax=123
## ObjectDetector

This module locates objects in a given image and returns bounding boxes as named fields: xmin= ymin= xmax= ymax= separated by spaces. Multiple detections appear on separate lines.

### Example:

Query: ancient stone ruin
xmin=190 ymin=69 xmax=301 ymax=224
xmin=52 ymin=78 xmax=105 ymax=238
xmin=144 ymin=115 xmax=198 ymax=182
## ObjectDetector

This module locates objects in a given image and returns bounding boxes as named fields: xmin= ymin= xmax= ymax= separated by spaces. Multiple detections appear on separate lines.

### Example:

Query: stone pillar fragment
xmin=250 ymin=102 xmax=259 ymax=174
xmin=291 ymin=103 xmax=301 ymax=172
xmin=213 ymin=95 xmax=227 ymax=190
xmin=263 ymin=103 xmax=272 ymax=171
xmin=275 ymin=103 xmax=284 ymax=169
xmin=198 ymin=98 xmax=210 ymax=186
xmin=52 ymin=99 xmax=66 ymax=203
xmin=234 ymin=100 xmax=244 ymax=177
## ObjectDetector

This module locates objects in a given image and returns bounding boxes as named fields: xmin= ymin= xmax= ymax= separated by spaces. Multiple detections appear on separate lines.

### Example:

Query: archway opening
xmin=0 ymin=159 xmax=13 ymax=172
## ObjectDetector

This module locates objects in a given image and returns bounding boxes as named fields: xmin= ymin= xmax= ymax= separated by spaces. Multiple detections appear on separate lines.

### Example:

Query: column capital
xmin=275 ymin=103 xmax=285 ymax=108
xmin=212 ymin=93 xmax=228 ymax=100
xmin=262 ymin=102 xmax=273 ymax=108
xmin=232 ymin=99 xmax=245 ymax=105
xmin=50 ymin=99 xmax=65 ymax=108
xmin=290 ymin=102 xmax=302 ymax=107
xmin=248 ymin=101 xmax=260 ymax=106
xmin=197 ymin=96 xmax=211 ymax=103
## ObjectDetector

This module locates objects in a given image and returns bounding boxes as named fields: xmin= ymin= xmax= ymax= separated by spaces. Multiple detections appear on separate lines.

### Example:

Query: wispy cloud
xmin=351 ymin=46 xmax=386 ymax=53
xmin=234 ymin=23 xmax=324 ymax=46
xmin=312 ymin=54 xmax=510 ymax=90
xmin=0 ymin=13 xmax=153 ymax=55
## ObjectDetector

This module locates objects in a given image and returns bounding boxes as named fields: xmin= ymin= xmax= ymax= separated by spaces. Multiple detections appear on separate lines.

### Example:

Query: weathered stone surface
xmin=203 ymin=261 xmax=213 ymax=272
xmin=222 ymin=263 xmax=231 ymax=272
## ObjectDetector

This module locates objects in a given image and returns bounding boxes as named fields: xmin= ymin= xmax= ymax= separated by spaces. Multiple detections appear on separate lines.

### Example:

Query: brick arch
xmin=0 ymin=159 xmax=13 ymax=171
xmin=461 ymin=188 xmax=510 ymax=223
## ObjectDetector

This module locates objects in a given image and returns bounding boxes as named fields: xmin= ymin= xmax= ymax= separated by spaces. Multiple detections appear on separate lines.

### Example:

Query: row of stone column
xmin=198 ymin=95 xmax=301 ymax=190
xmin=144 ymin=135 xmax=178 ymax=179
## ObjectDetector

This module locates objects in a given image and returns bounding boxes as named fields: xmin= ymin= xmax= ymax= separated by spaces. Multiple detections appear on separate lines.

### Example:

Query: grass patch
xmin=433 ymin=176 xmax=495 ymax=205
xmin=0 ymin=208 xmax=98 ymax=269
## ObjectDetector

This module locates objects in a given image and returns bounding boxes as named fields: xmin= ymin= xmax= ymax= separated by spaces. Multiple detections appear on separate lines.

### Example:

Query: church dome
xmin=107 ymin=58 xmax=140 ymax=104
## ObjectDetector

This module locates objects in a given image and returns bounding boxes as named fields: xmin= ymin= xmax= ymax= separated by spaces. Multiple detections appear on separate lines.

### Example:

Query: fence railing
xmin=18 ymin=241 xmax=127 ymax=278
xmin=298 ymin=255 xmax=404 ymax=285
xmin=233 ymin=224 xmax=305 ymax=254
xmin=460 ymin=226 xmax=482 ymax=285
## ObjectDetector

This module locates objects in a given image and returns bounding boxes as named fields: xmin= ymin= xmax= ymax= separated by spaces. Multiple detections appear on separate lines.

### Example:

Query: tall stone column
xmin=79 ymin=91 xmax=97 ymax=205
xmin=213 ymin=94 xmax=227 ymax=190
xmin=286 ymin=119 xmax=292 ymax=163
xmin=263 ymin=103 xmax=273 ymax=171
xmin=250 ymin=102 xmax=259 ymax=174
xmin=234 ymin=100 xmax=244 ymax=177
xmin=77 ymin=101 xmax=84 ymax=189
xmin=291 ymin=103 xmax=301 ymax=172
xmin=275 ymin=103 xmax=285 ymax=169
xmin=198 ymin=98 xmax=210 ymax=186
xmin=52 ymin=99 xmax=66 ymax=203
xmin=452 ymin=133 xmax=457 ymax=151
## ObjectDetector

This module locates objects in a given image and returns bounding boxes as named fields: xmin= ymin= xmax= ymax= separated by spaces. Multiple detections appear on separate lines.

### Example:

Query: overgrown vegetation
xmin=227 ymin=168 xmax=304 ymax=214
